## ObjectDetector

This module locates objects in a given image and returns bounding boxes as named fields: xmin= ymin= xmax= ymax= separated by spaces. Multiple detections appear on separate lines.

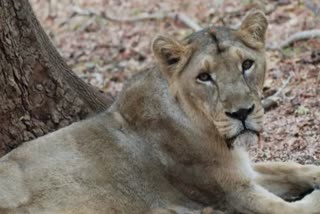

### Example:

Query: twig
xmin=304 ymin=0 xmax=320 ymax=16
xmin=280 ymin=30 xmax=320 ymax=48
xmin=102 ymin=12 xmax=168 ymax=22
xmin=262 ymin=74 xmax=293 ymax=111
xmin=270 ymin=74 xmax=292 ymax=98
xmin=66 ymin=6 xmax=202 ymax=32
xmin=268 ymin=30 xmax=320 ymax=50
xmin=174 ymin=13 xmax=202 ymax=31
xmin=48 ymin=0 xmax=52 ymax=16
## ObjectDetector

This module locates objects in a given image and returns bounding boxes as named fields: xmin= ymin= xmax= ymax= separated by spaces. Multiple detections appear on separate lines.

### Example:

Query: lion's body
xmin=1 ymin=11 xmax=320 ymax=214
xmin=0 ymin=69 xmax=224 ymax=213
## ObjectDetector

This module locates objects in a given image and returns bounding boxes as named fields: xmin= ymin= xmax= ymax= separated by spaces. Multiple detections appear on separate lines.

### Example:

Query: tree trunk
xmin=0 ymin=0 xmax=113 ymax=157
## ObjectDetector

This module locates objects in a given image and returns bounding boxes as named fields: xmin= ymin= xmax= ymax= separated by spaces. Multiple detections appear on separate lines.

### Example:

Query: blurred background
xmin=30 ymin=0 xmax=320 ymax=164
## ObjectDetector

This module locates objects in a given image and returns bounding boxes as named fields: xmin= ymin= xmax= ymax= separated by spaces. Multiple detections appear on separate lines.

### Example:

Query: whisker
xmin=215 ymin=122 xmax=233 ymax=128
xmin=249 ymin=114 xmax=264 ymax=120
xmin=254 ymin=108 xmax=264 ymax=115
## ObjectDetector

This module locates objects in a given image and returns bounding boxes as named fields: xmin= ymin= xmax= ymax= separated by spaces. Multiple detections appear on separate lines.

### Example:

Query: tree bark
xmin=0 ymin=0 xmax=113 ymax=156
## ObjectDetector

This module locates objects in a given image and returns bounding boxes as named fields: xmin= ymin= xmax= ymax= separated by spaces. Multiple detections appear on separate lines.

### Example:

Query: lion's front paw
xmin=299 ymin=189 xmax=320 ymax=213
xmin=304 ymin=166 xmax=320 ymax=188
xmin=201 ymin=207 xmax=225 ymax=214
xmin=146 ymin=207 xmax=226 ymax=214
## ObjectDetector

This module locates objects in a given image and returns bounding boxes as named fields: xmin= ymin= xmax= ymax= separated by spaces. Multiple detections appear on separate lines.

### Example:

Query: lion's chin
xmin=225 ymin=130 xmax=259 ymax=149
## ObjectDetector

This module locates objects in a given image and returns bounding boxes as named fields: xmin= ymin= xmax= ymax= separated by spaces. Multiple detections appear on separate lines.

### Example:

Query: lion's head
xmin=152 ymin=11 xmax=268 ymax=148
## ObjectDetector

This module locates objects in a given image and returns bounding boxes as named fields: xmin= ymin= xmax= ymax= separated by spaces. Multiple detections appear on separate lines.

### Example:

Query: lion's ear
xmin=237 ymin=10 xmax=268 ymax=49
xmin=152 ymin=35 xmax=191 ymax=77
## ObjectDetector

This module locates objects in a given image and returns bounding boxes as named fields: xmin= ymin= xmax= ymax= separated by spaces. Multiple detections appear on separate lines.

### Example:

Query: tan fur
xmin=0 ymin=10 xmax=320 ymax=214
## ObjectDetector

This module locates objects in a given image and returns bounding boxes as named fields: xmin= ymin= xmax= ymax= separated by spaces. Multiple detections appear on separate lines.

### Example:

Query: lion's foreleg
xmin=253 ymin=162 xmax=320 ymax=200
xmin=146 ymin=206 xmax=226 ymax=214
xmin=225 ymin=181 xmax=320 ymax=214
xmin=213 ymin=165 xmax=320 ymax=214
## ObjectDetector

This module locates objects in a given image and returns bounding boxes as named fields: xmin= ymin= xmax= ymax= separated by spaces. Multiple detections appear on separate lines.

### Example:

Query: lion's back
xmin=0 ymin=114 xmax=151 ymax=213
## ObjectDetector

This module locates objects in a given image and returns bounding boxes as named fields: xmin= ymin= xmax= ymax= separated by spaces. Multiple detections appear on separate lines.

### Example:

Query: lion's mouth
xmin=225 ymin=128 xmax=260 ymax=149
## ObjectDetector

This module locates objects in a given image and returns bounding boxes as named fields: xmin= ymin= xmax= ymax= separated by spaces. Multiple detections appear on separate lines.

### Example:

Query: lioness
xmin=0 ymin=10 xmax=320 ymax=214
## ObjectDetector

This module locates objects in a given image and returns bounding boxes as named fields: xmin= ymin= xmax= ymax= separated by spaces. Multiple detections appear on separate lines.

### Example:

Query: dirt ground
xmin=30 ymin=0 xmax=320 ymax=164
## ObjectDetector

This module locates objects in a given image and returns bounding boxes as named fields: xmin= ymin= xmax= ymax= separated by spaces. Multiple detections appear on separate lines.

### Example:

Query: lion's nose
xmin=225 ymin=104 xmax=255 ymax=121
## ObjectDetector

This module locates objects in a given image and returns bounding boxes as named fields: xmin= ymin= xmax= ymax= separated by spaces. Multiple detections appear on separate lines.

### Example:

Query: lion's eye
xmin=197 ymin=72 xmax=212 ymax=82
xmin=242 ymin=59 xmax=254 ymax=71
